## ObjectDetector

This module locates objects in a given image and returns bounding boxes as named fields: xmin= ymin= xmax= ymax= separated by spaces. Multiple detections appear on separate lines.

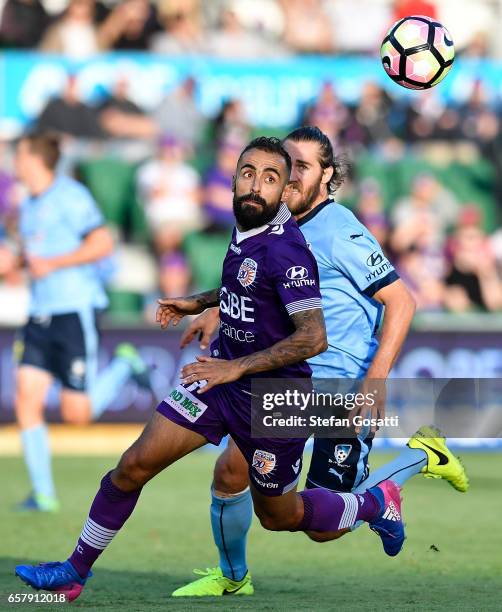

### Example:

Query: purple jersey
xmin=212 ymin=203 xmax=322 ymax=384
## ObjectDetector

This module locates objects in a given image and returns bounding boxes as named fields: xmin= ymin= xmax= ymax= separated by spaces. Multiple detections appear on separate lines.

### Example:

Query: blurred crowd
xmin=0 ymin=0 xmax=498 ymax=58
xmin=1 ymin=0 xmax=502 ymax=324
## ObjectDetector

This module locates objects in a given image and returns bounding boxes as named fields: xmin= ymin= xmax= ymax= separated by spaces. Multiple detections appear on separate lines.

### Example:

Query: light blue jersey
xmin=19 ymin=175 xmax=109 ymax=316
xmin=299 ymin=200 xmax=399 ymax=378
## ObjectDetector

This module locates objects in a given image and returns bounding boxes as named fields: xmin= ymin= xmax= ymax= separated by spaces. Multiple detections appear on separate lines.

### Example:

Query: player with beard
xmin=15 ymin=137 xmax=407 ymax=602
xmin=172 ymin=127 xmax=469 ymax=597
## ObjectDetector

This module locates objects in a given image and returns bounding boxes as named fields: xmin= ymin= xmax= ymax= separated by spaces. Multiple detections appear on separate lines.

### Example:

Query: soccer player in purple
xmin=15 ymin=137 xmax=404 ymax=603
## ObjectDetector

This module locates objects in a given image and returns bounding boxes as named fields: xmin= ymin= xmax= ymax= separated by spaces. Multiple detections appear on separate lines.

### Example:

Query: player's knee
xmin=306 ymin=528 xmax=349 ymax=543
xmin=255 ymin=507 xmax=301 ymax=532
xmin=63 ymin=411 xmax=91 ymax=426
xmin=116 ymin=447 xmax=153 ymax=489
xmin=213 ymin=453 xmax=248 ymax=494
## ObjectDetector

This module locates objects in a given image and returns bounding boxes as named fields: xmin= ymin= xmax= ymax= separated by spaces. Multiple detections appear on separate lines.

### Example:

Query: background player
xmin=14 ymin=132 xmax=152 ymax=512
xmin=173 ymin=126 xmax=468 ymax=597
xmin=15 ymin=137 xmax=405 ymax=602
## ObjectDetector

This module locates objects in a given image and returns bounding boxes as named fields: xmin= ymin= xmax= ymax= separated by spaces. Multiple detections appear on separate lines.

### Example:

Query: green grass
xmin=1 ymin=452 xmax=501 ymax=611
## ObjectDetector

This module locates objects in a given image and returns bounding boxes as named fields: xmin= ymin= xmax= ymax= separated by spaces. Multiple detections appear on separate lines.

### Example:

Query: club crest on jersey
xmin=237 ymin=258 xmax=258 ymax=287
xmin=252 ymin=449 xmax=276 ymax=475
xmin=334 ymin=444 xmax=352 ymax=465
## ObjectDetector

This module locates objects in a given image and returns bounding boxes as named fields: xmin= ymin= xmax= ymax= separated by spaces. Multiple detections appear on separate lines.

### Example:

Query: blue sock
xmin=210 ymin=486 xmax=252 ymax=582
xmin=350 ymin=446 xmax=427 ymax=530
xmin=20 ymin=424 xmax=55 ymax=499
xmin=89 ymin=358 xmax=133 ymax=419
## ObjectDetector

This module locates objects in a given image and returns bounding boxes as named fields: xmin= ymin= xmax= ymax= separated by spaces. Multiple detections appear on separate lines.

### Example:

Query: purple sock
xmin=69 ymin=471 xmax=141 ymax=578
xmin=297 ymin=488 xmax=382 ymax=532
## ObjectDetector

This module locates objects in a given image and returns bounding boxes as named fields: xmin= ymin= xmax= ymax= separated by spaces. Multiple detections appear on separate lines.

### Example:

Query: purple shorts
xmin=157 ymin=380 xmax=306 ymax=497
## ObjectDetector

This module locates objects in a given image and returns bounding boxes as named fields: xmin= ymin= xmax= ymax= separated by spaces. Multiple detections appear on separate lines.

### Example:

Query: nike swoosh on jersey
xmin=419 ymin=441 xmax=449 ymax=466
xmin=350 ymin=233 xmax=364 ymax=239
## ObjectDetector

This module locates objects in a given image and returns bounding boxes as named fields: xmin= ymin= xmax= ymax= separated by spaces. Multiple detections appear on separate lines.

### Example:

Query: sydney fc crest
xmin=334 ymin=444 xmax=352 ymax=465
xmin=237 ymin=258 xmax=258 ymax=287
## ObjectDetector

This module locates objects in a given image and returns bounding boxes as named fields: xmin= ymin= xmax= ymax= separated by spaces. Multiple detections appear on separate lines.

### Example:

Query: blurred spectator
xmin=97 ymin=75 xmax=144 ymax=116
xmin=460 ymin=31 xmax=491 ymax=59
xmin=444 ymin=206 xmax=502 ymax=312
xmin=347 ymin=82 xmax=394 ymax=146
xmin=354 ymin=178 xmax=389 ymax=248
xmin=396 ymin=247 xmax=445 ymax=311
xmin=151 ymin=0 xmax=205 ymax=55
xmin=228 ymin=0 xmax=285 ymax=40
xmin=136 ymin=135 xmax=203 ymax=296
xmin=303 ymin=83 xmax=350 ymax=145
xmin=326 ymin=0 xmax=391 ymax=54
xmin=0 ymin=0 xmax=49 ymax=48
xmin=392 ymin=0 xmax=437 ymax=21
xmin=39 ymin=0 xmax=101 ymax=58
xmin=280 ymin=0 xmax=334 ymax=54
xmin=36 ymin=74 xmax=103 ymax=139
xmin=101 ymin=77 xmax=206 ymax=148
xmin=458 ymin=81 xmax=500 ymax=151
xmin=103 ymin=0 xmax=159 ymax=51
xmin=391 ymin=173 xmax=458 ymax=256
xmin=207 ymin=7 xmax=284 ymax=59
xmin=405 ymin=89 xmax=447 ymax=142
xmin=202 ymin=141 xmax=240 ymax=230
xmin=211 ymin=99 xmax=250 ymax=149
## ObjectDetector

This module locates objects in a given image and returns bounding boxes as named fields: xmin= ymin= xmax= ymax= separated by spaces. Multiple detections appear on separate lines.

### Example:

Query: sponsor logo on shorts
xmin=251 ymin=475 xmax=279 ymax=489
xmin=165 ymin=385 xmax=208 ymax=423
xmin=237 ymin=258 xmax=258 ymax=287
xmin=252 ymin=449 xmax=276 ymax=475
xmin=70 ymin=358 xmax=86 ymax=378
xmin=335 ymin=444 xmax=352 ymax=465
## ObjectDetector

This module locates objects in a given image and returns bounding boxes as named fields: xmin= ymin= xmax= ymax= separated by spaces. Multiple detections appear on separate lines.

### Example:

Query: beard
xmin=287 ymin=179 xmax=322 ymax=217
xmin=233 ymin=192 xmax=282 ymax=230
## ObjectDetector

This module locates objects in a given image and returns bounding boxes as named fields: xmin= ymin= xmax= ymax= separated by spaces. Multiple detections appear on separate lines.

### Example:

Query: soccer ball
xmin=380 ymin=15 xmax=455 ymax=90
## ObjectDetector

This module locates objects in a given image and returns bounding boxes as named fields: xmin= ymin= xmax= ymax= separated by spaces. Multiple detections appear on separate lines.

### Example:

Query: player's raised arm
xmin=156 ymin=288 xmax=220 ymax=329
xmin=180 ymin=307 xmax=327 ymax=391
xmin=235 ymin=307 xmax=328 ymax=374
xmin=180 ymin=307 xmax=220 ymax=349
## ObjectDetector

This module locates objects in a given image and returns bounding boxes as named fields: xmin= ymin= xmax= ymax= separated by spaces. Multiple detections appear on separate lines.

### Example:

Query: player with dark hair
xmin=15 ymin=136 xmax=407 ymax=602
xmin=13 ymin=132 xmax=152 ymax=512
xmin=172 ymin=126 xmax=469 ymax=597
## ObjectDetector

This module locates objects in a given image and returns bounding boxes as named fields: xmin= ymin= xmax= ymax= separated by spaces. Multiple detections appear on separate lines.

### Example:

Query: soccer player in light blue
xmin=174 ymin=126 xmax=469 ymax=596
xmin=13 ymin=133 xmax=151 ymax=512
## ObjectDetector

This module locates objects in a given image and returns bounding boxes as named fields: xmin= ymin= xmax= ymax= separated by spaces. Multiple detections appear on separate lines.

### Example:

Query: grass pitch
xmin=1 ymin=451 xmax=501 ymax=611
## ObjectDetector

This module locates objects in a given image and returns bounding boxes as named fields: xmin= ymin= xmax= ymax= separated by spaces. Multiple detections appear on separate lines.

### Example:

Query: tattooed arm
xmin=156 ymin=288 xmax=220 ymax=329
xmin=236 ymin=308 xmax=327 ymax=375
xmin=180 ymin=308 xmax=328 ymax=392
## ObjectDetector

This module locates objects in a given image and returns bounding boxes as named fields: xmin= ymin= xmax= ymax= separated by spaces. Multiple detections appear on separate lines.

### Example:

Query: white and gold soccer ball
xmin=380 ymin=15 xmax=455 ymax=90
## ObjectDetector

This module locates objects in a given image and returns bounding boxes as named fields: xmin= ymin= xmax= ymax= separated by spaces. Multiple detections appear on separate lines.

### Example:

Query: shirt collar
xmin=234 ymin=202 xmax=291 ymax=244
xmin=297 ymin=199 xmax=333 ymax=227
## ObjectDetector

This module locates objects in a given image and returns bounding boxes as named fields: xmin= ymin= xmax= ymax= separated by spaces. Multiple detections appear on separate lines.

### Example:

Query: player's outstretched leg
xmin=407 ymin=425 xmax=469 ymax=492
xmin=89 ymin=343 xmax=154 ymax=420
xmin=172 ymin=439 xmax=254 ymax=597
xmin=252 ymin=478 xmax=405 ymax=557
xmin=15 ymin=413 xmax=207 ymax=601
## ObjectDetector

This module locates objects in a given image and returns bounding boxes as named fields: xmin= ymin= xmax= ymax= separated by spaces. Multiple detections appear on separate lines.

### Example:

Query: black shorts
xmin=15 ymin=310 xmax=100 ymax=392
xmin=305 ymin=436 xmax=373 ymax=493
